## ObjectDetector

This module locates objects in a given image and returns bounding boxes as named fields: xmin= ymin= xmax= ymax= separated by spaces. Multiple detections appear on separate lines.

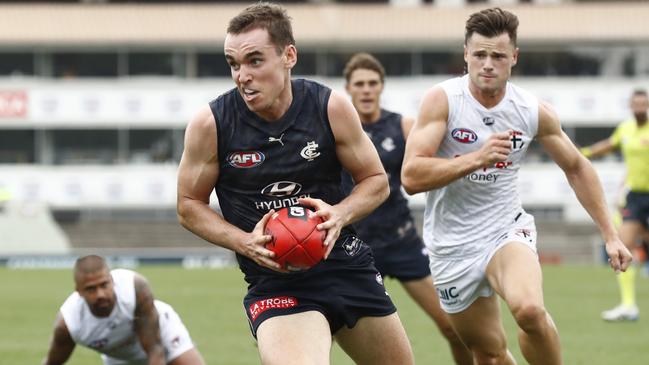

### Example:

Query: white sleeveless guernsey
xmin=60 ymin=269 xmax=147 ymax=361
xmin=423 ymin=75 xmax=539 ymax=259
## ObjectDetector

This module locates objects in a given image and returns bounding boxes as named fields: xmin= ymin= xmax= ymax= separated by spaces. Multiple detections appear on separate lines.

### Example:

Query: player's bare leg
xmin=449 ymin=295 xmax=517 ymax=365
xmin=602 ymin=220 xmax=644 ymax=321
xmin=618 ymin=220 xmax=644 ymax=255
xmin=168 ymin=348 xmax=206 ymax=365
xmin=256 ymin=311 xmax=331 ymax=365
xmin=401 ymin=276 xmax=473 ymax=365
xmin=334 ymin=312 xmax=414 ymax=365
xmin=487 ymin=242 xmax=562 ymax=365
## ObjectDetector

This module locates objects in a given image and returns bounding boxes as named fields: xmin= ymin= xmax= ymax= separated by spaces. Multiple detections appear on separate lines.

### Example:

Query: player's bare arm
xmin=132 ymin=274 xmax=165 ymax=365
xmin=42 ymin=314 xmax=76 ymax=365
xmin=536 ymin=101 xmax=632 ymax=272
xmin=400 ymin=116 xmax=415 ymax=141
xmin=300 ymin=90 xmax=388 ymax=250
xmin=401 ymin=87 xmax=512 ymax=194
xmin=582 ymin=138 xmax=616 ymax=159
xmin=177 ymin=105 xmax=282 ymax=271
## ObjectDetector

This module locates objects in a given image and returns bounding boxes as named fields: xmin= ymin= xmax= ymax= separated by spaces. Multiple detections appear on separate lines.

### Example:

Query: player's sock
xmin=618 ymin=265 xmax=637 ymax=307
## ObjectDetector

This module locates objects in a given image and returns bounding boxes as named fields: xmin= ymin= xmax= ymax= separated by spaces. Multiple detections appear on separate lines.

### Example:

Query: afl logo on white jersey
xmin=451 ymin=128 xmax=478 ymax=144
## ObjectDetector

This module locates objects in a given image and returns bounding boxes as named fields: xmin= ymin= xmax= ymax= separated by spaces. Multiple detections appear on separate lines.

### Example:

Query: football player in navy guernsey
xmin=341 ymin=53 xmax=472 ymax=365
xmin=401 ymin=7 xmax=632 ymax=365
xmin=42 ymin=255 xmax=205 ymax=365
xmin=176 ymin=3 xmax=414 ymax=365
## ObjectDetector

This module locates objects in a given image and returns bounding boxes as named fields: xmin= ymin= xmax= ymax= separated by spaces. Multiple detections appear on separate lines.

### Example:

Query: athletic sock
xmin=618 ymin=265 xmax=637 ymax=307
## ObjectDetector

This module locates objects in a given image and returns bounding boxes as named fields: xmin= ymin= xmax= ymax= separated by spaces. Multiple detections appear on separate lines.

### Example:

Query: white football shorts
xmin=429 ymin=213 xmax=538 ymax=314
xmin=101 ymin=300 xmax=195 ymax=365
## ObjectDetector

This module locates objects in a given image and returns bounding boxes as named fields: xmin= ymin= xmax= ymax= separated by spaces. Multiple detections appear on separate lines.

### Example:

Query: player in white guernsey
xmin=402 ymin=8 xmax=632 ymax=365
xmin=43 ymin=255 xmax=205 ymax=365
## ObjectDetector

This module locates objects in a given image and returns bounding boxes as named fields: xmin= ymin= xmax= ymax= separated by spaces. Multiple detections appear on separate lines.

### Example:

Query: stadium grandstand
xmin=0 ymin=0 xmax=647 ymax=267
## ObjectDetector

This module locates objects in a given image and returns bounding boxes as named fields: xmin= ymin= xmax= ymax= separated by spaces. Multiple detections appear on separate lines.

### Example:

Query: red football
xmin=264 ymin=206 xmax=326 ymax=271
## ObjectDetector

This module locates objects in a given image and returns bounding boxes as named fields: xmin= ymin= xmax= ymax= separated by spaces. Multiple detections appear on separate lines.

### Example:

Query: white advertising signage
xmin=0 ymin=77 xmax=645 ymax=127
xmin=0 ymin=166 xmax=178 ymax=209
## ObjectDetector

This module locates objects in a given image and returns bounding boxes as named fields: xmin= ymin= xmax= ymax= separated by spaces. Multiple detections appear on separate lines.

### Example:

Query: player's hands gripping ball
xmin=264 ymin=206 xmax=326 ymax=271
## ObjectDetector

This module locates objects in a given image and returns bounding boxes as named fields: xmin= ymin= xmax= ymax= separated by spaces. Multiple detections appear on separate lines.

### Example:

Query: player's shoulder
xmin=380 ymin=108 xmax=402 ymax=122
xmin=59 ymin=291 xmax=84 ymax=332
xmin=187 ymin=104 xmax=217 ymax=139
xmin=506 ymin=80 xmax=538 ymax=109
xmin=296 ymin=78 xmax=332 ymax=102
xmin=208 ymin=87 xmax=238 ymax=122
xmin=289 ymin=78 xmax=332 ymax=113
xmin=211 ymin=86 xmax=239 ymax=105
xmin=110 ymin=268 xmax=135 ymax=281
xmin=421 ymin=84 xmax=450 ymax=109
xmin=435 ymin=75 xmax=465 ymax=97
xmin=110 ymin=269 xmax=138 ymax=297
xmin=61 ymin=290 xmax=83 ymax=311
xmin=422 ymin=76 xmax=465 ymax=112
xmin=296 ymin=77 xmax=327 ymax=89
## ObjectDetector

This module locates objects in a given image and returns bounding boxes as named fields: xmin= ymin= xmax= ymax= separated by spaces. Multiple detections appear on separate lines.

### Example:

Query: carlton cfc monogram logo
xmin=300 ymin=141 xmax=321 ymax=161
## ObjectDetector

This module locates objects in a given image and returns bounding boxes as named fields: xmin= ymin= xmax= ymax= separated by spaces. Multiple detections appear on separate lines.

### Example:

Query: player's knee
xmin=437 ymin=323 xmax=464 ymax=346
xmin=472 ymin=348 xmax=509 ymax=365
xmin=511 ymin=302 xmax=547 ymax=332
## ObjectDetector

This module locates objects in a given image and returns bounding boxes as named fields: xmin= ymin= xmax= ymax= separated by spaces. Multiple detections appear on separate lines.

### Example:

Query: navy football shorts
xmin=243 ymin=235 xmax=396 ymax=338
xmin=370 ymin=229 xmax=431 ymax=282
xmin=622 ymin=191 xmax=649 ymax=227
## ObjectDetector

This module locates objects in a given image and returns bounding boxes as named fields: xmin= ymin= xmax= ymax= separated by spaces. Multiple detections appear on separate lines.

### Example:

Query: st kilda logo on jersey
xmin=510 ymin=130 xmax=525 ymax=152
xmin=227 ymin=151 xmax=265 ymax=168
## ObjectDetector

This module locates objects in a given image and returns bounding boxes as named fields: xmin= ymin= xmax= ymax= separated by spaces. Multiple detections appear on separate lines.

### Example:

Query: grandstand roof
xmin=0 ymin=2 xmax=647 ymax=47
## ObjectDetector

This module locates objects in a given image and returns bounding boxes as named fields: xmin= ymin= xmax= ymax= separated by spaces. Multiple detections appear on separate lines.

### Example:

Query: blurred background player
xmin=341 ymin=52 xmax=472 ymax=365
xmin=580 ymin=88 xmax=649 ymax=321
xmin=176 ymin=3 xmax=414 ymax=364
xmin=42 ymin=255 xmax=205 ymax=365
xmin=401 ymin=7 xmax=632 ymax=365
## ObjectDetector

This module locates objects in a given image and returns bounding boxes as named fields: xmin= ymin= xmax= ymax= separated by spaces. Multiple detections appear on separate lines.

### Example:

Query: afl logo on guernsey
xmin=227 ymin=151 xmax=265 ymax=168
xmin=451 ymin=128 xmax=478 ymax=144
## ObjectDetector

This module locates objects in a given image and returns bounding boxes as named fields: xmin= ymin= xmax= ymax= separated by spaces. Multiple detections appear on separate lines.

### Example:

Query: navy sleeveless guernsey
xmin=342 ymin=109 xmax=412 ymax=247
xmin=210 ymin=79 xmax=352 ymax=279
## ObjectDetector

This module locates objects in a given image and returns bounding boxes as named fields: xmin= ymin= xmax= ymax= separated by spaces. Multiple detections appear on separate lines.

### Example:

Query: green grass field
xmin=1 ymin=265 xmax=647 ymax=365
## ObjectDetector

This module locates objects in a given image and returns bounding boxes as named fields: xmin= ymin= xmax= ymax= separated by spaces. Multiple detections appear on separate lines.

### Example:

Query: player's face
xmin=630 ymin=94 xmax=649 ymax=122
xmin=76 ymin=269 xmax=116 ymax=317
xmin=464 ymin=32 xmax=518 ymax=95
xmin=224 ymin=27 xmax=297 ymax=121
xmin=346 ymin=68 xmax=384 ymax=122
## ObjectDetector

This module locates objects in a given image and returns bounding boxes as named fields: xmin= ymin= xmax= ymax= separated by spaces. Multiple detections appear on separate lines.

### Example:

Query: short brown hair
xmin=465 ymin=7 xmax=519 ymax=46
xmin=343 ymin=53 xmax=385 ymax=83
xmin=227 ymin=2 xmax=295 ymax=54
xmin=632 ymin=89 xmax=648 ymax=98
